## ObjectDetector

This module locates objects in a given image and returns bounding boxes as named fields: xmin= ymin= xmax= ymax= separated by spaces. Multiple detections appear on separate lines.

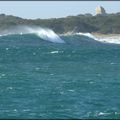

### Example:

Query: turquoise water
xmin=0 ymin=34 xmax=120 ymax=119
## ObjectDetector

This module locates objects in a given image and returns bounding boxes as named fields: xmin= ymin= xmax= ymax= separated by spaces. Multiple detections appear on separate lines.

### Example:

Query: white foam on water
xmin=50 ymin=51 xmax=59 ymax=54
xmin=98 ymin=37 xmax=120 ymax=44
xmin=76 ymin=32 xmax=120 ymax=44
xmin=50 ymin=73 xmax=54 ymax=76
xmin=98 ymin=112 xmax=111 ymax=116
xmin=76 ymin=32 xmax=98 ymax=40
xmin=23 ymin=109 xmax=30 ymax=112
xmin=68 ymin=89 xmax=75 ymax=92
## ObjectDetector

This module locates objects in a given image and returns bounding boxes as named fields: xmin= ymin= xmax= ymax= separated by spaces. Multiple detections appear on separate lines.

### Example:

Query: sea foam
xmin=76 ymin=32 xmax=120 ymax=44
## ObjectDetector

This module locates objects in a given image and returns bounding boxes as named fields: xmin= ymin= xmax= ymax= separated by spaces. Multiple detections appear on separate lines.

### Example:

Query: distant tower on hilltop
xmin=95 ymin=6 xmax=106 ymax=15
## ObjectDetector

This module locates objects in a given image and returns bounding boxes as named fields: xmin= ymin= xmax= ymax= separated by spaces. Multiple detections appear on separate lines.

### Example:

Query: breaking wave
xmin=0 ymin=26 xmax=65 ymax=43
xmin=26 ymin=27 xmax=65 ymax=43
xmin=75 ymin=32 xmax=120 ymax=45
xmin=0 ymin=26 xmax=120 ymax=45
xmin=76 ymin=32 xmax=98 ymax=40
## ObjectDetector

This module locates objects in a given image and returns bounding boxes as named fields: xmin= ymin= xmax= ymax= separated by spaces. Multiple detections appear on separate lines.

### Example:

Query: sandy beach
xmin=92 ymin=33 xmax=120 ymax=39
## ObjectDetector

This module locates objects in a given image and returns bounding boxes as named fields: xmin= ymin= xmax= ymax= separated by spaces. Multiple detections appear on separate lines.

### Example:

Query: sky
xmin=0 ymin=1 xmax=120 ymax=19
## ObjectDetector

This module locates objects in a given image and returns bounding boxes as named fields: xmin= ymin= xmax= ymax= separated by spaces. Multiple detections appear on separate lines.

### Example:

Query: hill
xmin=0 ymin=13 xmax=120 ymax=34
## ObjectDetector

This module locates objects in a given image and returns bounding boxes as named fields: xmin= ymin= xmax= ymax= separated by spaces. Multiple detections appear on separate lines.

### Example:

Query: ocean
xmin=0 ymin=27 xmax=120 ymax=119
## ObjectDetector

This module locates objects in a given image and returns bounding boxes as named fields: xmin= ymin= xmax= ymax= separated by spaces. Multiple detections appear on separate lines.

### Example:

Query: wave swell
xmin=0 ymin=26 xmax=120 ymax=45
xmin=0 ymin=26 xmax=65 ymax=43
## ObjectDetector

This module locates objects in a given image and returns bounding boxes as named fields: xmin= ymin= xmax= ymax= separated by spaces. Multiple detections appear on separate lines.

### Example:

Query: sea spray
xmin=0 ymin=26 xmax=65 ymax=43
xmin=26 ymin=27 xmax=65 ymax=43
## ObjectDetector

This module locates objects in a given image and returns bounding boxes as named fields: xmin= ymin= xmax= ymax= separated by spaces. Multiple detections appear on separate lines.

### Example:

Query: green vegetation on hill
xmin=0 ymin=13 xmax=120 ymax=34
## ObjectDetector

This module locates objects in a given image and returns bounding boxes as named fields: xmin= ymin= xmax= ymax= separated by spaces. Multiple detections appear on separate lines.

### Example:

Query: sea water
xmin=0 ymin=27 xmax=120 ymax=119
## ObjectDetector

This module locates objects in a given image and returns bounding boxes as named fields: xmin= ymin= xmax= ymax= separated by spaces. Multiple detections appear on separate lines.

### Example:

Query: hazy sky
xmin=0 ymin=1 xmax=120 ymax=19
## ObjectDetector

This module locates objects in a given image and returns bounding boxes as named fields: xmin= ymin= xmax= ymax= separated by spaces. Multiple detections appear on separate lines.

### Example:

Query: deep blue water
xmin=0 ymin=34 xmax=120 ymax=119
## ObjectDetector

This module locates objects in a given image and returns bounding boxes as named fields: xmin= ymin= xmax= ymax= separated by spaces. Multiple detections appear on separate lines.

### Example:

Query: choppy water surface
xmin=0 ymin=31 xmax=120 ymax=119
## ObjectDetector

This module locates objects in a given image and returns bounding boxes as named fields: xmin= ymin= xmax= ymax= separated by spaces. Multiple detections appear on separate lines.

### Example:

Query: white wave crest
xmin=0 ymin=26 xmax=65 ymax=43
xmin=50 ymin=51 xmax=59 ymax=54
xmin=76 ymin=32 xmax=120 ymax=44
xmin=76 ymin=32 xmax=98 ymax=40
xmin=26 ymin=27 xmax=65 ymax=43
